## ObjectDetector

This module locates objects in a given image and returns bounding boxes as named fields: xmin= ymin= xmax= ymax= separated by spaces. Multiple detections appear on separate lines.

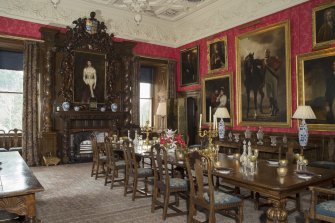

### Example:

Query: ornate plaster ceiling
xmin=84 ymin=0 xmax=218 ymax=21
xmin=0 ymin=0 xmax=308 ymax=47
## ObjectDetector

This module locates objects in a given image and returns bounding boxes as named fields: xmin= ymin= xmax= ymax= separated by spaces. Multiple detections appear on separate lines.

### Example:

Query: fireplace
xmin=70 ymin=131 xmax=108 ymax=162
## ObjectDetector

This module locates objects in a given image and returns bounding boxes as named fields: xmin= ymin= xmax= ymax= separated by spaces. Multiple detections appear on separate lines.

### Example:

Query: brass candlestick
xmin=198 ymin=123 xmax=218 ymax=154
xmin=141 ymin=120 xmax=152 ymax=145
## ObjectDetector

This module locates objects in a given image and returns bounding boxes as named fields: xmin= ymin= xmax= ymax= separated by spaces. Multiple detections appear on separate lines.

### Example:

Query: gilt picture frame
xmin=312 ymin=2 xmax=335 ymax=49
xmin=202 ymin=74 xmax=233 ymax=126
xmin=73 ymin=50 xmax=107 ymax=104
xmin=180 ymin=46 xmax=199 ymax=86
xmin=236 ymin=20 xmax=291 ymax=127
xmin=207 ymin=37 xmax=228 ymax=73
xmin=296 ymin=48 xmax=335 ymax=131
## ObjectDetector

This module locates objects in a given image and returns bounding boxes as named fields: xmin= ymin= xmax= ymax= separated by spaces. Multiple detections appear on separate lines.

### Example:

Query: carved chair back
xmin=185 ymin=151 xmax=214 ymax=204
xmin=104 ymin=137 xmax=119 ymax=167
xmin=123 ymin=141 xmax=137 ymax=176
xmin=8 ymin=128 xmax=22 ymax=148
xmin=0 ymin=130 xmax=6 ymax=149
xmin=151 ymin=144 xmax=170 ymax=188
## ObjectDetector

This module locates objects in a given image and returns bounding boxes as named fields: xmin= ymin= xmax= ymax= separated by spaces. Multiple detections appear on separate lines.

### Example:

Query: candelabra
xmin=198 ymin=117 xmax=218 ymax=154
xmin=141 ymin=120 xmax=152 ymax=145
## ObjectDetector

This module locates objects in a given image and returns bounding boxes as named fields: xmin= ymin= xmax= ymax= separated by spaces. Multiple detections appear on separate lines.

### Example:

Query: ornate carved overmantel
xmin=38 ymin=12 xmax=137 ymax=163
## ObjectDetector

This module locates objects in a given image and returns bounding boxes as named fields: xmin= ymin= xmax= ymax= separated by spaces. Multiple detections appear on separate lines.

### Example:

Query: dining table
xmin=213 ymin=154 xmax=335 ymax=223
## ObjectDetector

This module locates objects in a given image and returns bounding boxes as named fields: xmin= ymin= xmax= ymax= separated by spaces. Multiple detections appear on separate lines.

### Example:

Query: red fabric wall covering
xmin=177 ymin=0 xmax=335 ymax=135
xmin=0 ymin=16 xmax=66 ymax=39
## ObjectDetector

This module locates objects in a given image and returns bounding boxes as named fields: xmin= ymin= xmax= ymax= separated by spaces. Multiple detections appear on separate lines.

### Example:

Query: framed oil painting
xmin=207 ymin=37 xmax=227 ymax=73
xmin=180 ymin=46 xmax=199 ymax=86
xmin=296 ymin=48 xmax=335 ymax=131
xmin=73 ymin=50 xmax=106 ymax=104
xmin=312 ymin=2 xmax=335 ymax=48
xmin=236 ymin=20 xmax=291 ymax=127
xmin=202 ymin=74 xmax=233 ymax=126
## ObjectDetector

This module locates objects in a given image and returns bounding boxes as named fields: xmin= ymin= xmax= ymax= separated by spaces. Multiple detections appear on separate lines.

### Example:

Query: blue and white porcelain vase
xmin=111 ymin=103 xmax=118 ymax=112
xmin=218 ymin=118 xmax=225 ymax=140
xmin=298 ymin=119 xmax=308 ymax=147
xmin=62 ymin=102 xmax=70 ymax=111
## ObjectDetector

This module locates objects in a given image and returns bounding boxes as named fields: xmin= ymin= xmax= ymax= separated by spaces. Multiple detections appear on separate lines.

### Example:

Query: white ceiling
xmin=0 ymin=0 xmax=308 ymax=47
xmin=84 ymin=0 xmax=219 ymax=21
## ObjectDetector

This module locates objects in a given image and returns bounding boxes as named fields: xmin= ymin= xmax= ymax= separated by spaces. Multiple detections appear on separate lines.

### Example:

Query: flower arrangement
xmin=159 ymin=129 xmax=187 ymax=149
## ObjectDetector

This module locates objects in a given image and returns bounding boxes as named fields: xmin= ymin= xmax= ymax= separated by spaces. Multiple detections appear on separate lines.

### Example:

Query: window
xmin=0 ymin=50 xmax=24 ymax=132
xmin=140 ymin=67 xmax=154 ymax=127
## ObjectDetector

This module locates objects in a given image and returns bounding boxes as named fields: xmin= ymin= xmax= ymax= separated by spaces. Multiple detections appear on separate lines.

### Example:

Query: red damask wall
xmin=177 ymin=0 xmax=335 ymax=134
xmin=0 ymin=16 xmax=178 ymax=61
xmin=1 ymin=0 xmax=335 ymax=135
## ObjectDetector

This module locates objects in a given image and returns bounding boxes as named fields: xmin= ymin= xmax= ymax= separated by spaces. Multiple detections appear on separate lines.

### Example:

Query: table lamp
xmin=156 ymin=102 xmax=167 ymax=131
xmin=292 ymin=105 xmax=316 ymax=153
xmin=214 ymin=107 xmax=230 ymax=140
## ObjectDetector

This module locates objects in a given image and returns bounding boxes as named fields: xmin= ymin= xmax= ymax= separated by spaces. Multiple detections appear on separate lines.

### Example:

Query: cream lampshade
xmin=156 ymin=102 xmax=167 ymax=130
xmin=292 ymin=105 xmax=316 ymax=150
xmin=214 ymin=107 xmax=230 ymax=140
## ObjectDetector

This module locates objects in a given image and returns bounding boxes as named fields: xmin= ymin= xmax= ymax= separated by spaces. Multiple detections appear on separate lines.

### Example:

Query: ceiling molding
xmin=0 ymin=0 xmax=308 ymax=48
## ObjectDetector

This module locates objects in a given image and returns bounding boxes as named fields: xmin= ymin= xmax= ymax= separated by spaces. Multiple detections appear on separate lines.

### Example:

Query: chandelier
xmin=122 ymin=0 xmax=150 ymax=25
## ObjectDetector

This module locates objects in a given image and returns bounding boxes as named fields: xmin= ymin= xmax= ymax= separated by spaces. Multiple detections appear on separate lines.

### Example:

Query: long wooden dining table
xmin=213 ymin=155 xmax=335 ymax=223
xmin=0 ymin=152 xmax=44 ymax=222
xmin=113 ymin=143 xmax=335 ymax=223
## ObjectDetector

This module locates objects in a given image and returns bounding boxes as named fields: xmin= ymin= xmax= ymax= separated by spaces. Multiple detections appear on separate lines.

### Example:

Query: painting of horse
xmin=236 ymin=21 xmax=291 ymax=127
xmin=243 ymin=53 xmax=265 ymax=118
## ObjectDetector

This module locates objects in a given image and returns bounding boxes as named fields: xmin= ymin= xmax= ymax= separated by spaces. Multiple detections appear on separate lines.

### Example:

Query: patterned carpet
xmin=27 ymin=163 xmax=309 ymax=223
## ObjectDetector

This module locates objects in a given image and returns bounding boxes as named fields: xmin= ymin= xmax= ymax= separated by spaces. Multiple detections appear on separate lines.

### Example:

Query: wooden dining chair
xmin=305 ymin=186 xmax=335 ymax=223
xmin=151 ymin=144 xmax=188 ymax=220
xmin=185 ymin=151 xmax=243 ymax=223
xmin=123 ymin=141 xmax=153 ymax=201
xmin=90 ymin=134 xmax=106 ymax=179
xmin=8 ymin=129 xmax=22 ymax=154
xmin=0 ymin=130 xmax=7 ymax=152
xmin=104 ymin=137 xmax=125 ymax=188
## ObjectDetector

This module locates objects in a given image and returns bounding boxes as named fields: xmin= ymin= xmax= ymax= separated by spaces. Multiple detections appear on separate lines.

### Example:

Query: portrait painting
xmin=207 ymin=37 xmax=227 ymax=73
xmin=180 ymin=46 xmax=199 ymax=86
xmin=73 ymin=50 xmax=106 ymax=104
xmin=312 ymin=2 xmax=335 ymax=48
xmin=236 ymin=21 xmax=291 ymax=127
xmin=296 ymin=48 xmax=335 ymax=131
xmin=202 ymin=74 xmax=232 ymax=125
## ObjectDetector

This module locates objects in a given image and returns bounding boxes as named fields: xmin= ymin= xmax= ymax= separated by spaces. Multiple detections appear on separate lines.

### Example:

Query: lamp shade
xmin=292 ymin=105 xmax=316 ymax=120
xmin=214 ymin=107 xmax=230 ymax=119
xmin=156 ymin=102 xmax=166 ymax=116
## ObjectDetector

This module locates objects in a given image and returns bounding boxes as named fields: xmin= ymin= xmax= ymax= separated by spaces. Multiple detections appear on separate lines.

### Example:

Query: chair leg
xmin=295 ymin=193 xmax=300 ymax=212
xmin=238 ymin=203 xmax=243 ymax=223
xmin=304 ymin=210 xmax=310 ymax=223
xmin=104 ymin=166 xmax=110 ymax=186
xmin=151 ymin=182 xmax=158 ymax=213
xmin=144 ymin=177 xmax=148 ymax=194
xmin=188 ymin=200 xmax=195 ymax=223
xmin=111 ymin=168 xmax=116 ymax=189
xmin=91 ymin=161 xmax=96 ymax=177
xmin=175 ymin=193 xmax=180 ymax=206
xmin=95 ymin=162 xmax=100 ymax=180
xmin=162 ymin=190 xmax=170 ymax=220
xmin=132 ymin=178 xmax=138 ymax=201
xmin=208 ymin=209 xmax=215 ymax=223
xmin=124 ymin=171 xmax=129 ymax=196
xmin=255 ymin=192 xmax=260 ymax=210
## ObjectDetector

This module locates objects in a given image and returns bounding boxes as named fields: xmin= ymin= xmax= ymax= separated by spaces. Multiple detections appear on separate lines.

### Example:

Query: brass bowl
xmin=279 ymin=159 xmax=288 ymax=166
xmin=277 ymin=167 xmax=288 ymax=177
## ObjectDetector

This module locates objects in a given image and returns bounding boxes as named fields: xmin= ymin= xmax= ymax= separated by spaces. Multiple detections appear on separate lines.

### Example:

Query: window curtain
xmin=22 ymin=41 xmax=39 ymax=166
